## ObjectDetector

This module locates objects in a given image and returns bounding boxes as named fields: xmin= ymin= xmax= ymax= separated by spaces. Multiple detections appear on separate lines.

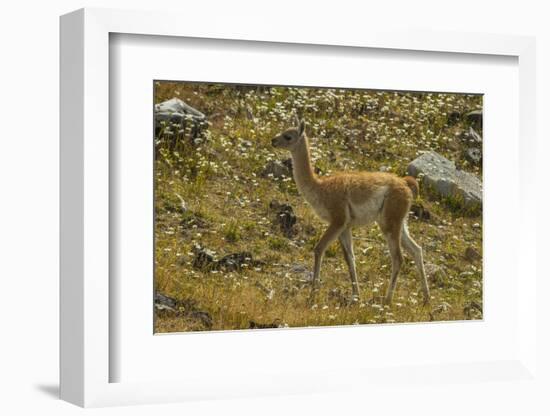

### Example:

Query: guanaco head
xmin=271 ymin=115 xmax=305 ymax=151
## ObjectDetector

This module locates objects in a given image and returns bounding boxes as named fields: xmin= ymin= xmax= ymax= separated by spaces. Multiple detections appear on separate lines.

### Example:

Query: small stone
xmin=466 ymin=110 xmax=483 ymax=130
xmin=463 ymin=300 xmax=483 ymax=319
xmin=261 ymin=160 xmax=291 ymax=179
xmin=154 ymin=292 xmax=213 ymax=329
xmin=270 ymin=200 xmax=297 ymax=238
xmin=447 ymin=110 xmax=462 ymax=125
xmin=462 ymin=126 xmax=482 ymax=145
xmin=192 ymin=246 xmax=216 ymax=270
xmin=217 ymin=252 xmax=254 ymax=271
xmin=432 ymin=301 xmax=452 ymax=314
xmin=464 ymin=148 xmax=482 ymax=166
xmin=155 ymin=292 xmax=178 ymax=312
xmin=249 ymin=320 xmax=282 ymax=329
xmin=328 ymin=288 xmax=351 ymax=307
xmin=288 ymin=263 xmax=314 ymax=282
xmin=188 ymin=310 xmax=213 ymax=329
xmin=281 ymin=158 xmax=293 ymax=172
xmin=464 ymin=247 xmax=482 ymax=262
xmin=180 ymin=212 xmax=208 ymax=230
xmin=425 ymin=263 xmax=448 ymax=287
xmin=410 ymin=202 xmax=431 ymax=221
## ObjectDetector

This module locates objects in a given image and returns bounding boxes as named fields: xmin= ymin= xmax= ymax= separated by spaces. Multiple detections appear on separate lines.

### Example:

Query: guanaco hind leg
xmin=401 ymin=222 xmax=430 ymax=304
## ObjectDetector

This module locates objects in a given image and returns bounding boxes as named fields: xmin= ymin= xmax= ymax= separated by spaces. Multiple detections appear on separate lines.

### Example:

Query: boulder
xmin=407 ymin=151 xmax=482 ymax=211
xmin=155 ymin=97 xmax=206 ymax=128
xmin=154 ymin=98 xmax=207 ymax=143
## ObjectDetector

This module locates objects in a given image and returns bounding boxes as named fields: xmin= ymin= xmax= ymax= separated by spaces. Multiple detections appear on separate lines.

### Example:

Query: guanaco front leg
xmin=308 ymin=222 xmax=346 ymax=304
xmin=339 ymin=227 xmax=360 ymax=300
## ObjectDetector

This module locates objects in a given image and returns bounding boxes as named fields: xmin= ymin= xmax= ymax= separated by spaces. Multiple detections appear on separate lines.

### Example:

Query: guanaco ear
xmin=293 ymin=114 xmax=300 ymax=127
xmin=298 ymin=119 xmax=305 ymax=136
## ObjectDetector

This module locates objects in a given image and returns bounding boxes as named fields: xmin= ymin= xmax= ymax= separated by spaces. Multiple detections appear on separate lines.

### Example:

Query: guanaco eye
xmin=284 ymin=135 xmax=292 ymax=141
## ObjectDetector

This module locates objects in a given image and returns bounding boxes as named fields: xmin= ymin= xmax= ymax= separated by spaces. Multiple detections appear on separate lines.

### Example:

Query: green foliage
xmin=268 ymin=236 xmax=288 ymax=250
xmin=223 ymin=221 xmax=241 ymax=243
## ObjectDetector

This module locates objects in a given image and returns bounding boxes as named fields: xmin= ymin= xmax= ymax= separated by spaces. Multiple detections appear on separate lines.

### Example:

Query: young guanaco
xmin=272 ymin=116 xmax=430 ymax=305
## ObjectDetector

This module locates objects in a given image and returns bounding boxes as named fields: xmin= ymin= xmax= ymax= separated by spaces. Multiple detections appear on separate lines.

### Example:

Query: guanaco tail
xmin=271 ymin=116 xmax=430 ymax=305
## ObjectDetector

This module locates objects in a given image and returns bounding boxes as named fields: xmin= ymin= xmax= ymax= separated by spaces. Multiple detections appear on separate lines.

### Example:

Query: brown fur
xmin=403 ymin=175 xmax=419 ymax=199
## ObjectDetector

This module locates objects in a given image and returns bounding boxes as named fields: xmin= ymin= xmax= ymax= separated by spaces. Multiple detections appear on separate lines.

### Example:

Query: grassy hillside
xmin=154 ymin=82 xmax=483 ymax=332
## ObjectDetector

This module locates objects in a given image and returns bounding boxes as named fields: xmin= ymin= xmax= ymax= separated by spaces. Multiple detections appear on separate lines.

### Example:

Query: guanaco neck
xmin=290 ymin=135 xmax=319 ymax=193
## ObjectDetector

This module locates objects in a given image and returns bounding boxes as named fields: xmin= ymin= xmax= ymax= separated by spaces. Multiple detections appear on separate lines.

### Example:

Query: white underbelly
xmin=349 ymin=205 xmax=379 ymax=226
xmin=349 ymin=187 xmax=387 ymax=226
xmin=310 ymin=203 xmax=332 ymax=222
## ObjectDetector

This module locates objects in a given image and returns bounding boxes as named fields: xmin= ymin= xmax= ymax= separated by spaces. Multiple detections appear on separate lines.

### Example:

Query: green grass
xmin=153 ymin=82 xmax=483 ymax=332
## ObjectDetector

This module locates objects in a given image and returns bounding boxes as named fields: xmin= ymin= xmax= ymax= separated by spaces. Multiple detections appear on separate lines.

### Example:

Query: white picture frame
xmin=60 ymin=7 xmax=538 ymax=408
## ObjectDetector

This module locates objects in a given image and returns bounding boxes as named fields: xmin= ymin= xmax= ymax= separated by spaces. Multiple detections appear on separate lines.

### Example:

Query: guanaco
xmin=271 ymin=116 xmax=430 ymax=305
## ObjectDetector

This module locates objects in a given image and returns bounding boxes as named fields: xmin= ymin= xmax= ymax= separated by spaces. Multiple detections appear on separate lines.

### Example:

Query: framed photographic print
xmin=60 ymin=7 xmax=539 ymax=408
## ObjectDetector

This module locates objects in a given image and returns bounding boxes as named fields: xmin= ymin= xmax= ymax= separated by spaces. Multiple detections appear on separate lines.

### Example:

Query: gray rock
xmin=464 ymin=247 xmax=482 ymax=262
xmin=462 ymin=126 xmax=482 ymax=145
xmin=155 ymin=292 xmax=178 ymax=312
xmin=288 ymin=263 xmax=314 ymax=282
xmin=407 ymin=151 xmax=482 ymax=211
xmin=466 ymin=110 xmax=483 ymax=130
xmin=447 ymin=110 xmax=462 ymax=125
xmin=281 ymin=158 xmax=293 ymax=172
xmin=463 ymin=300 xmax=483 ymax=320
xmin=249 ymin=320 xmax=283 ymax=329
xmin=154 ymin=292 xmax=213 ymax=329
xmin=155 ymin=97 xmax=206 ymax=128
xmin=192 ymin=246 xmax=216 ymax=270
xmin=424 ymin=263 xmax=448 ymax=287
xmin=410 ymin=202 xmax=431 ymax=221
xmin=154 ymin=98 xmax=207 ymax=144
xmin=218 ymin=252 xmax=254 ymax=271
xmin=262 ymin=160 xmax=291 ymax=179
xmin=464 ymin=148 xmax=482 ymax=166
xmin=270 ymin=200 xmax=297 ymax=237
